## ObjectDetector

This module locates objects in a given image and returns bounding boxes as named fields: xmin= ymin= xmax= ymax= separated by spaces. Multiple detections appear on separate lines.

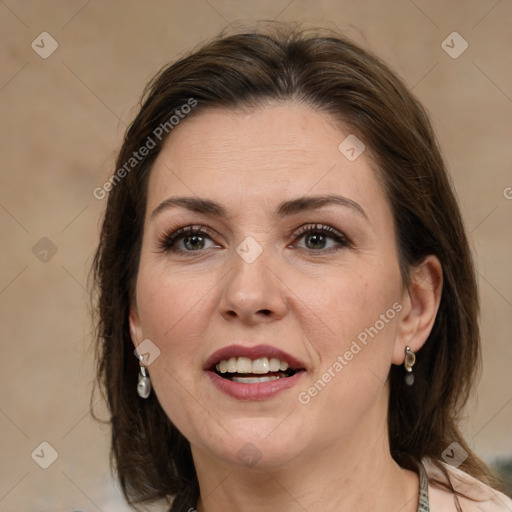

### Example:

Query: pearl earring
xmin=137 ymin=354 xmax=152 ymax=399
xmin=404 ymin=346 xmax=416 ymax=386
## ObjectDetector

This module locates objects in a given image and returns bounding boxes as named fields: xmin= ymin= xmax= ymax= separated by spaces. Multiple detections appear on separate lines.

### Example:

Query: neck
xmin=193 ymin=414 xmax=420 ymax=512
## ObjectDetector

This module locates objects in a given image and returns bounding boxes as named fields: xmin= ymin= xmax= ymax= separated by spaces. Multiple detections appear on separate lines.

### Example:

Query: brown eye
xmin=159 ymin=226 xmax=219 ymax=253
xmin=293 ymin=224 xmax=350 ymax=253
xmin=304 ymin=233 xmax=329 ymax=250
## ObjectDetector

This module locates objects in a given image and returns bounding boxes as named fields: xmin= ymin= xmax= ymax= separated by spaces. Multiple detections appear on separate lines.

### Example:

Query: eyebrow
xmin=151 ymin=194 xmax=368 ymax=221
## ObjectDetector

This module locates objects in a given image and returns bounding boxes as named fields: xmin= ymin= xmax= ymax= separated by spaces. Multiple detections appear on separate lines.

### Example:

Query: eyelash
xmin=157 ymin=223 xmax=351 ymax=255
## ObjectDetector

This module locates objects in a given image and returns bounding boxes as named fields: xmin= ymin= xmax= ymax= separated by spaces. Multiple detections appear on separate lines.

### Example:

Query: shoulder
xmin=423 ymin=458 xmax=512 ymax=512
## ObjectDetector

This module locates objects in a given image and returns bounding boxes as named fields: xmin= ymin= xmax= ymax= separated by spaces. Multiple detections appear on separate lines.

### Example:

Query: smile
xmin=215 ymin=356 xmax=296 ymax=383
xmin=205 ymin=344 xmax=306 ymax=400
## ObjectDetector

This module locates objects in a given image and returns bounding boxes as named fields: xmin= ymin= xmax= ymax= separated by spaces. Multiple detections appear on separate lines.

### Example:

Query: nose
xmin=219 ymin=245 xmax=288 ymax=325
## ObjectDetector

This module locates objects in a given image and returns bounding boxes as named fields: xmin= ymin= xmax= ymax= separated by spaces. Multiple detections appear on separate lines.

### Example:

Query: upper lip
xmin=204 ymin=344 xmax=307 ymax=371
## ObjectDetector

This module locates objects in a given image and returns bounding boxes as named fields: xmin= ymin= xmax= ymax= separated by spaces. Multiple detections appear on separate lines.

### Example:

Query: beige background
xmin=1 ymin=1 xmax=511 ymax=510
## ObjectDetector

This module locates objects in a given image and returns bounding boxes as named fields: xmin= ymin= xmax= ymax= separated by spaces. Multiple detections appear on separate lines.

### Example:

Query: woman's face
xmin=130 ymin=103 xmax=409 ymax=469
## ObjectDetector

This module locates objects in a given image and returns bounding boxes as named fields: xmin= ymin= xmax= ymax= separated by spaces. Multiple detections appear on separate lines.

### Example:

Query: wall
xmin=1 ymin=1 xmax=511 ymax=510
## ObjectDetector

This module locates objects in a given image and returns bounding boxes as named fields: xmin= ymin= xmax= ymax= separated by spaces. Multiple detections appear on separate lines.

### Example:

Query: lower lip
xmin=206 ymin=370 xmax=305 ymax=400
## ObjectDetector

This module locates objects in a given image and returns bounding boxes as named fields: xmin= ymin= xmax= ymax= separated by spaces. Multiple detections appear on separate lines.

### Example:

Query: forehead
xmin=146 ymin=103 xmax=387 ymax=221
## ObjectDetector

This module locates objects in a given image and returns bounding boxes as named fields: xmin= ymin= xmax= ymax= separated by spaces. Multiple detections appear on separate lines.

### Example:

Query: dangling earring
xmin=404 ymin=346 xmax=416 ymax=386
xmin=137 ymin=354 xmax=152 ymax=399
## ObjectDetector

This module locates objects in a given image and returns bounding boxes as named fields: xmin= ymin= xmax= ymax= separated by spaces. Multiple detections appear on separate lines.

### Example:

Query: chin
xmin=201 ymin=417 xmax=314 ymax=470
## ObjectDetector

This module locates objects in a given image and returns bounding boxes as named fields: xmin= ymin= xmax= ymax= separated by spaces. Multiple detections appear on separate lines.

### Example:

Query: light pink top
xmin=424 ymin=458 xmax=512 ymax=511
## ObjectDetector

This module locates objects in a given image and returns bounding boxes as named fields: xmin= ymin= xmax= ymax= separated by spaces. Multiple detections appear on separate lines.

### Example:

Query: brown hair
xmin=91 ymin=22 xmax=502 ymax=511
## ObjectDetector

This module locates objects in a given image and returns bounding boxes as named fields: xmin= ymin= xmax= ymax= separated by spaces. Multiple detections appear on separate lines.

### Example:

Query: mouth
xmin=212 ymin=356 xmax=298 ymax=383
xmin=204 ymin=344 xmax=306 ymax=400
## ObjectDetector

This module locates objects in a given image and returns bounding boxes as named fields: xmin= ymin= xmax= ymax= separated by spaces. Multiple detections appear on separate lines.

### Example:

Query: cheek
xmin=134 ymin=266 xmax=218 ymax=433
xmin=136 ymin=259 xmax=215 ymax=339
xmin=134 ymin=265 xmax=217 ymax=393
xmin=294 ymin=275 xmax=400 ymax=429
xmin=297 ymin=267 xmax=401 ymax=409
xmin=299 ymin=268 xmax=399 ymax=350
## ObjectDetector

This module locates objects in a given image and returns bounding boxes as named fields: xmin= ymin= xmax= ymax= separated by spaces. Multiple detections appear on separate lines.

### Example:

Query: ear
xmin=392 ymin=255 xmax=443 ymax=365
xmin=129 ymin=305 xmax=142 ymax=349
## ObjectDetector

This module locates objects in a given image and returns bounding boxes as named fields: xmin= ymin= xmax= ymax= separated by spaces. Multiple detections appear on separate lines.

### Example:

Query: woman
xmin=92 ymin=24 xmax=512 ymax=511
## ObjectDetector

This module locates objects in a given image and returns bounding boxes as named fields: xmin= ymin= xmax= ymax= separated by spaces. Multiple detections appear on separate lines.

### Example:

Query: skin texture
xmin=129 ymin=103 xmax=443 ymax=512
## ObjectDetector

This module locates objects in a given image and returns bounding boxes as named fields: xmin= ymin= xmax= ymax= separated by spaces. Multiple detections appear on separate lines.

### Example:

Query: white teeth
xmin=232 ymin=375 xmax=281 ymax=383
xmin=269 ymin=357 xmax=281 ymax=372
xmin=215 ymin=356 xmax=292 ymax=374
xmin=219 ymin=359 xmax=228 ymax=373
xmin=252 ymin=358 xmax=270 ymax=374
xmin=237 ymin=357 xmax=253 ymax=373
xmin=227 ymin=357 xmax=237 ymax=373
